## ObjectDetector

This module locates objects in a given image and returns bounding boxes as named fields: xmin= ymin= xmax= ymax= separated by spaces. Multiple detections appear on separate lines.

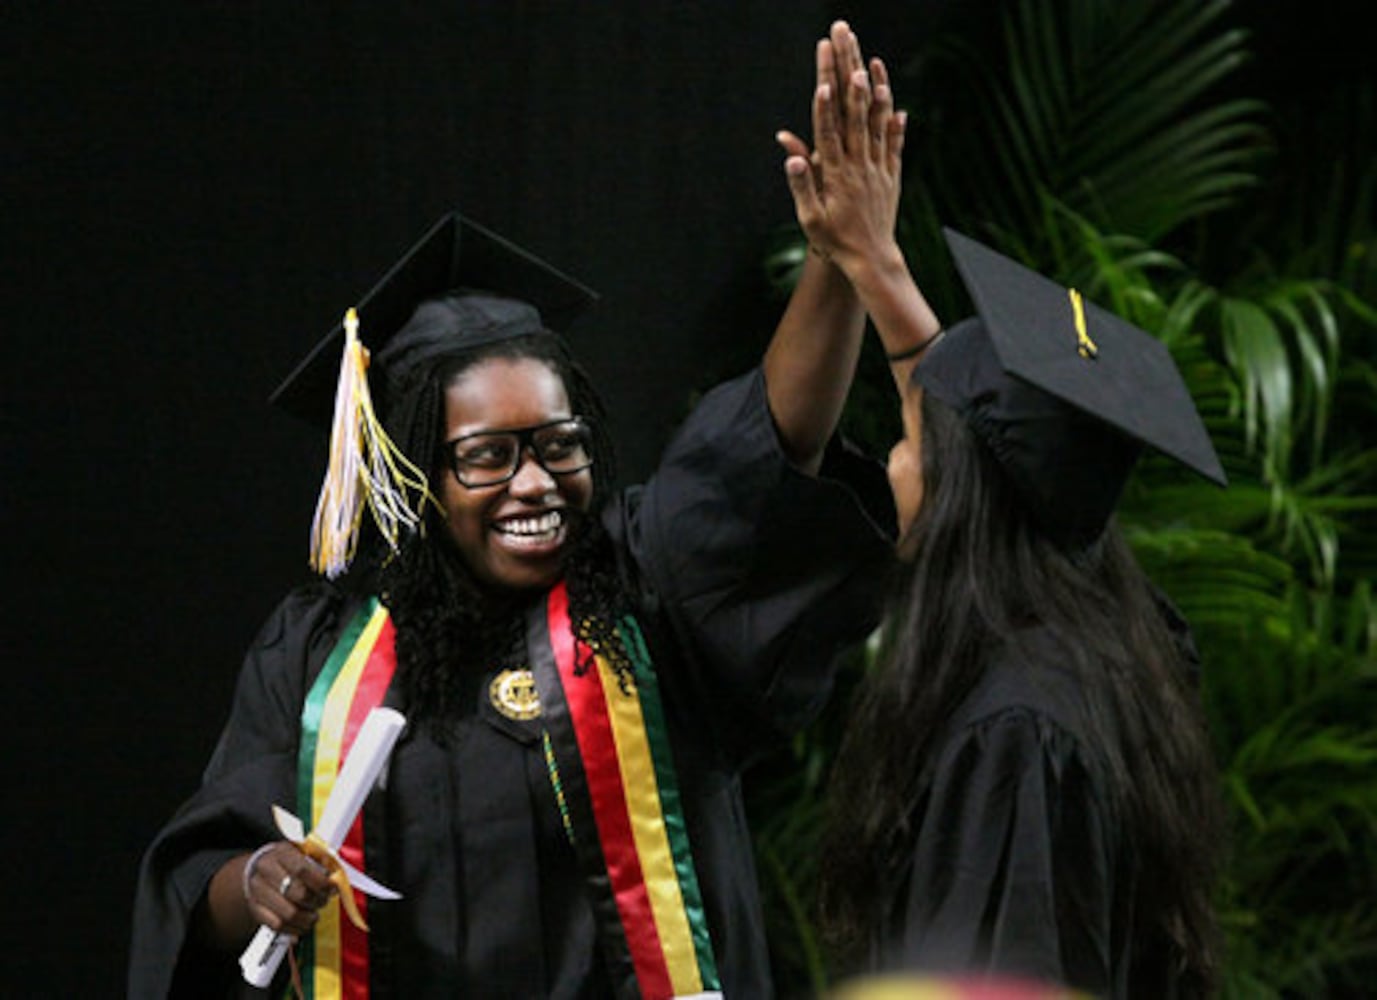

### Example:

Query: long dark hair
xmin=366 ymin=333 xmax=635 ymax=735
xmin=819 ymin=390 xmax=1223 ymax=993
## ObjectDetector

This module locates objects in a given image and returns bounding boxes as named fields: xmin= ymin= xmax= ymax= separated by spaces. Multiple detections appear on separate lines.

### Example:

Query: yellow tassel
xmin=309 ymin=308 xmax=436 ymax=577
xmin=1068 ymin=288 xmax=1099 ymax=360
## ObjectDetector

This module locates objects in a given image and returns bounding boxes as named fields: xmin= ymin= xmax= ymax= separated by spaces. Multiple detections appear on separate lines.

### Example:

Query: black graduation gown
xmin=877 ymin=627 xmax=1184 ymax=999
xmin=130 ymin=368 xmax=895 ymax=999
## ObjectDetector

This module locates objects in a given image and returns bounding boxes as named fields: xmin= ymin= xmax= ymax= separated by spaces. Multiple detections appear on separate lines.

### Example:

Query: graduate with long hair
xmin=780 ymin=105 xmax=1228 ymax=993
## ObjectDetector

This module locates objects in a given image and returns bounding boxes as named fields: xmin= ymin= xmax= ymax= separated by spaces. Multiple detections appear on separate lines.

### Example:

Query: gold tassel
xmin=1068 ymin=288 xmax=1099 ymax=360
xmin=309 ymin=308 xmax=435 ymax=577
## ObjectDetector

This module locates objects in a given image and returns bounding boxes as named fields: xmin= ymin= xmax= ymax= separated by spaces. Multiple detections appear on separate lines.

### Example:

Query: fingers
xmin=870 ymin=54 xmax=890 ymax=92
xmin=778 ymin=131 xmax=824 ymax=229
xmin=245 ymin=842 xmax=336 ymax=937
xmin=815 ymin=33 xmax=836 ymax=97
xmin=846 ymin=67 xmax=873 ymax=158
xmin=831 ymin=20 xmax=862 ymax=94
xmin=775 ymin=129 xmax=810 ymax=161
xmin=821 ymin=21 xmax=901 ymax=166
xmin=283 ymin=855 xmax=335 ymax=907
xmin=829 ymin=21 xmax=871 ymax=156
xmin=788 ymin=18 xmax=906 ymax=261
xmin=776 ymin=129 xmax=826 ymax=190
xmin=866 ymin=56 xmax=907 ymax=174
xmin=868 ymin=57 xmax=892 ymax=159
xmin=889 ymin=108 xmax=908 ymax=175
xmin=812 ymin=38 xmax=843 ymax=166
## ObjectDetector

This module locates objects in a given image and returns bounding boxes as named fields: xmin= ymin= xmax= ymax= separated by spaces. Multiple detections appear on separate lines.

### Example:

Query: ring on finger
xmin=279 ymin=874 xmax=294 ymax=897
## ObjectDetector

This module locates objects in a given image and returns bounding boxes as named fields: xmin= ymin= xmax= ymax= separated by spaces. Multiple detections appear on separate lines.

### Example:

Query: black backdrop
xmin=5 ymin=1 xmax=1354 ymax=994
xmin=2 ymin=2 xmax=939 ymax=993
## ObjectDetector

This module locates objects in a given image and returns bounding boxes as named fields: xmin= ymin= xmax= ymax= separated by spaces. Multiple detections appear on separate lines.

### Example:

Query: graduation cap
xmin=271 ymin=211 xmax=598 ymax=427
xmin=914 ymin=228 xmax=1225 ymax=550
xmin=271 ymin=210 xmax=598 ymax=577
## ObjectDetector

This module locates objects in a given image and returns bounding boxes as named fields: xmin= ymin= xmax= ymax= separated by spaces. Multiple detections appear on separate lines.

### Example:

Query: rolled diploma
xmin=239 ymin=706 xmax=407 ymax=987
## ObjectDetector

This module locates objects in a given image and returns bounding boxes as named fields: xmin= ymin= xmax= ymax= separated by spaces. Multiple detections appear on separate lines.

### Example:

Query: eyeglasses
xmin=443 ymin=417 xmax=594 ymax=488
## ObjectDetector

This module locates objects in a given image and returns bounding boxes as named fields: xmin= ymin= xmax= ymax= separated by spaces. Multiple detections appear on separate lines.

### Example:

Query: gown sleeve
xmin=889 ymin=706 xmax=1120 ymax=996
xmin=608 ymin=366 xmax=896 ymax=757
xmin=128 ymin=585 xmax=351 ymax=999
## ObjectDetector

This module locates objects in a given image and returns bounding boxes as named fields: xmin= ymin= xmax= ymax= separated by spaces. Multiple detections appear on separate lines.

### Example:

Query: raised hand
xmin=761 ymin=20 xmax=933 ymax=471
xmin=776 ymin=20 xmax=907 ymax=277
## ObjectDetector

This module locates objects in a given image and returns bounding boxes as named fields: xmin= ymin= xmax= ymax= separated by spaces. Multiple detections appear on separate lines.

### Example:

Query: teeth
xmin=497 ymin=511 xmax=562 ymax=536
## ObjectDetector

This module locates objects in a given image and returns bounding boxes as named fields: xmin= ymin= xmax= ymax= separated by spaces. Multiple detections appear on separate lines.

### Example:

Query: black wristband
xmin=885 ymin=333 xmax=940 ymax=362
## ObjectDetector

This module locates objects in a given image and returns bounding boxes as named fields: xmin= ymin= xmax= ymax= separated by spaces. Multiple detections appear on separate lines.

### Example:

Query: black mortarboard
xmin=914 ymin=228 xmax=1226 ymax=549
xmin=270 ymin=210 xmax=598 ymax=427
xmin=272 ymin=211 xmax=598 ymax=577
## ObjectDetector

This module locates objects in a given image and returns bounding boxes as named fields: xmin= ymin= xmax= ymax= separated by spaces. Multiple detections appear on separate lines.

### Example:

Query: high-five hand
xmin=776 ymin=20 xmax=907 ymax=274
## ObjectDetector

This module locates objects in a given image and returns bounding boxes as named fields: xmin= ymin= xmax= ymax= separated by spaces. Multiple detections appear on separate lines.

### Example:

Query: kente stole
xmin=292 ymin=584 xmax=721 ymax=999
xmin=294 ymin=596 xmax=395 ymax=1000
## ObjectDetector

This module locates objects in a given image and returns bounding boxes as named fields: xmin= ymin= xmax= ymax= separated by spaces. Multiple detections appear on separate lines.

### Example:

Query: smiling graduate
xmin=129 ymin=25 xmax=907 ymax=991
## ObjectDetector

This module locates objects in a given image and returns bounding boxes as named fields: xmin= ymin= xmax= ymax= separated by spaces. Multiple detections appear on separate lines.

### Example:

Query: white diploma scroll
xmin=238 ymin=706 xmax=407 ymax=988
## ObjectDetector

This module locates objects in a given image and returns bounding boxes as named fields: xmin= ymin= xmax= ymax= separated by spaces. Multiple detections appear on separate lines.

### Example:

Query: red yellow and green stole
xmin=292 ymin=585 xmax=722 ymax=999
xmin=294 ymin=597 xmax=397 ymax=1000
xmin=529 ymin=583 xmax=722 ymax=998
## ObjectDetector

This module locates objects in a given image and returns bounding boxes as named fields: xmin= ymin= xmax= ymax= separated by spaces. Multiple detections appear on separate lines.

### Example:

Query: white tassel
xmin=309 ymin=309 xmax=433 ymax=577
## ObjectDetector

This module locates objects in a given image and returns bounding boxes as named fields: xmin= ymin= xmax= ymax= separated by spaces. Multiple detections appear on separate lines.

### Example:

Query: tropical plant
xmin=748 ymin=1 xmax=1377 ymax=995
xmin=1069 ymin=224 xmax=1377 ymax=997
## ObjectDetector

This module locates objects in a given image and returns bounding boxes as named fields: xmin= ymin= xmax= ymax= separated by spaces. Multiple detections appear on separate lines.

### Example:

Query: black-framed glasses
xmin=443 ymin=417 xmax=594 ymax=488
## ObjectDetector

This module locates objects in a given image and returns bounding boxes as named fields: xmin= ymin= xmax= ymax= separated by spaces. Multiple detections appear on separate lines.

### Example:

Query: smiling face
xmin=436 ymin=356 xmax=594 ymax=592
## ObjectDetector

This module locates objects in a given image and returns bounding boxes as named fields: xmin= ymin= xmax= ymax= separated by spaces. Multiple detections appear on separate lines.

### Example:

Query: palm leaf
xmin=907 ymin=0 xmax=1267 ymax=248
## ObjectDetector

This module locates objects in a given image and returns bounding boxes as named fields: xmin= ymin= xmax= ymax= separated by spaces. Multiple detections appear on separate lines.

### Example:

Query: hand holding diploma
xmin=238 ymin=706 xmax=407 ymax=987
xmin=239 ymin=840 xmax=336 ymax=940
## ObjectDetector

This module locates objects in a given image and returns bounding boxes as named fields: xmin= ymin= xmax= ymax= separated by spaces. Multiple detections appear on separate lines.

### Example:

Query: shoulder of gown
xmin=602 ymin=366 xmax=896 ymax=757
xmin=888 ymin=639 xmax=1124 ymax=996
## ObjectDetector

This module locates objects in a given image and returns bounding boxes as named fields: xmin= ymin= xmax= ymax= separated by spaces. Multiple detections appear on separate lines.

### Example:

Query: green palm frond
xmin=1218 ymin=296 xmax=1295 ymax=473
xmin=1045 ymin=213 xmax=1376 ymax=589
xmin=1212 ymin=279 xmax=1344 ymax=477
xmin=1126 ymin=528 xmax=1291 ymax=659
xmin=908 ymin=0 xmax=1268 ymax=249
xmin=1217 ymin=74 xmax=1377 ymax=305
xmin=1220 ymin=905 xmax=1377 ymax=998
xmin=1211 ymin=592 xmax=1377 ymax=993
xmin=1191 ymin=575 xmax=1377 ymax=993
